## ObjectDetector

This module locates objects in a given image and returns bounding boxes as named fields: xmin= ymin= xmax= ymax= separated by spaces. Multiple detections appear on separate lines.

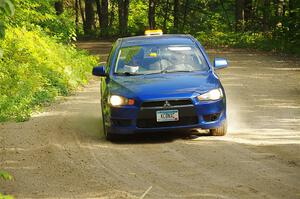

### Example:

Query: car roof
xmin=119 ymin=34 xmax=196 ymax=47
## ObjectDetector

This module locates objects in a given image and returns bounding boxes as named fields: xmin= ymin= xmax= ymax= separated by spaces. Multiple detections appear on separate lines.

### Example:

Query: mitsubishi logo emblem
xmin=163 ymin=100 xmax=171 ymax=108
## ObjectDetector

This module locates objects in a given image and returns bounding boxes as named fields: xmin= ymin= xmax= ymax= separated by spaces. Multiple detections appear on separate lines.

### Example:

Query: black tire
xmin=209 ymin=120 xmax=227 ymax=136
xmin=102 ymin=104 xmax=123 ymax=142
xmin=105 ymin=132 xmax=115 ymax=141
xmin=102 ymin=110 xmax=120 ymax=141
xmin=102 ymin=118 xmax=115 ymax=141
xmin=101 ymin=108 xmax=110 ymax=140
xmin=105 ymin=131 xmax=121 ymax=142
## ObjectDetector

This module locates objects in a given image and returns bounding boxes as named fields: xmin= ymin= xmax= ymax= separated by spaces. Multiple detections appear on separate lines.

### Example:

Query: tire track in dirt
xmin=1 ymin=42 xmax=299 ymax=199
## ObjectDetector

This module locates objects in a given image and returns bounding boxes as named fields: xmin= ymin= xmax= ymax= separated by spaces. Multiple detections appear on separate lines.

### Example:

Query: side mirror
xmin=92 ymin=65 xmax=107 ymax=77
xmin=214 ymin=58 xmax=228 ymax=70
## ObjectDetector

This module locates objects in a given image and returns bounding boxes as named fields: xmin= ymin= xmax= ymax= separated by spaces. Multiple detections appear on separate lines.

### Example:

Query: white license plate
xmin=156 ymin=110 xmax=179 ymax=122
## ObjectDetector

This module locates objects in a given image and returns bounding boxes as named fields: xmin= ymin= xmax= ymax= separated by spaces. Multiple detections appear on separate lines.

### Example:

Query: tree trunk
xmin=101 ymin=0 xmax=109 ymax=36
xmin=244 ymin=0 xmax=252 ymax=22
xmin=54 ymin=1 xmax=64 ymax=15
xmin=182 ymin=0 xmax=189 ymax=31
xmin=163 ymin=0 xmax=169 ymax=32
xmin=235 ymin=0 xmax=245 ymax=31
xmin=262 ymin=0 xmax=270 ymax=31
xmin=220 ymin=0 xmax=231 ymax=30
xmin=75 ymin=0 xmax=79 ymax=33
xmin=274 ymin=0 xmax=284 ymax=28
xmin=84 ymin=0 xmax=95 ymax=35
xmin=276 ymin=0 xmax=284 ymax=17
xmin=124 ymin=0 xmax=129 ymax=35
xmin=118 ymin=0 xmax=130 ymax=36
xmin=118 ymin=0 xmax=123 ymax=35
xmin=287 ymin=0 xmax=299 ymax=35
xmin=148 ymin=0 xmax=156 ymax=29
xmin=95 ymin=0 xmax=102 ymax=32
xmin=173 ymin=0 xmax=179 ymax=33
xmin=109 ymin=0 xmax=116 ymax=29
xmin=79 ymin=0 xmax=86 ymax=27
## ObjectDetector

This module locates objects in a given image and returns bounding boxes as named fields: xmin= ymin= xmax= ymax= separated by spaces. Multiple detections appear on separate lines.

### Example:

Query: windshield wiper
xmin=161 ymin=69 xmax=193 ymax=73
xmin=116 ymin=72 xmax=142 ymax=76
xmin=115 ymin=70 xmax=199 ymax=76
xmin=142 ymin=71 xmax=163 ymax=75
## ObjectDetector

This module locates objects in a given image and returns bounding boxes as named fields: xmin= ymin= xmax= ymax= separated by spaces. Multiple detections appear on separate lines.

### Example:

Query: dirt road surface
xmin=1 ymin=41 xmax=300 ymax=199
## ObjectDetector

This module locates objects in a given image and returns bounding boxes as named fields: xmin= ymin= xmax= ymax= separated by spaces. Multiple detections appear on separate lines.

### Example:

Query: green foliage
xmin=0 ymin=193 xmax=14 ymax=199
xmin=0 ymin=27 xmax=97 ymax=122
xmin=0 ymin=171 xmax=13 ymax=199
xmin=0 ymin=0 xmax=14 ymax=39
xmin=45 ymin=10 xmax=77 ymax=42
xmin=128 ymin=0 xmax=148 ymax=35
xmin=0 ymin=0 xmax=14 ymax=16
xmin=10 ymin=0 xmax=76 ymax=43
xmin=0 ymin=171 xmax=12 ymax=181
xmin=196 ymin=30 xmax=300 ymax=54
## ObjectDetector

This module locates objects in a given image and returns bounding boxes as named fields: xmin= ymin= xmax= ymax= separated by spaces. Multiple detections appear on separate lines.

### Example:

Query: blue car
xmin=93 ymin=30 xmax=228 ymax=140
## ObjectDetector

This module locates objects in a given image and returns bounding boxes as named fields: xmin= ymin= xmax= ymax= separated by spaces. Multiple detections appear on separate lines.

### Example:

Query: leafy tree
xmin=60 ymin=0 xmax=299 ymax=53
xmin=0 ymin=0 xmax=14 ymax=39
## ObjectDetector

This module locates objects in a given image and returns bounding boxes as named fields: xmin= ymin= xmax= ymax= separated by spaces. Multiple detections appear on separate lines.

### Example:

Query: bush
xmin=9 ymin=0 xmax=76 ymax=43
xmin=0 ymin=27 xmax=97 ymax=122
xmin=195 ymin=31 xmax=300 ymax=54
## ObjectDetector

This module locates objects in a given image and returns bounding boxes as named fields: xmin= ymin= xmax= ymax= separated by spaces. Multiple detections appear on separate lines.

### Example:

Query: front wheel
xmin=209 ymin=120 xmax=227 ymax=136
xmin=101 ymin=107 xmax=111 ymax=140
xmin=101 ymin=110 xmax=120 ymax=141
xmin=102 ymin=115 xmax=115 ymax=141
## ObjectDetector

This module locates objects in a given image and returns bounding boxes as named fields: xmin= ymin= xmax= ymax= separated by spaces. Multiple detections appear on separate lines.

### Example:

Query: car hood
xmin=110 ymin=72 xmax=220 ymax=100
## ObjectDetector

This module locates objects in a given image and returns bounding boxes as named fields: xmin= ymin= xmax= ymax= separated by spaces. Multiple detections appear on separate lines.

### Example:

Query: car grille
xmin=141 ymin=99 xmax=193 ymax=108
xmin=111 ymin=119 xmax=132 ymax=127
xmin=137 ymin=101 xmax=198 ymax=128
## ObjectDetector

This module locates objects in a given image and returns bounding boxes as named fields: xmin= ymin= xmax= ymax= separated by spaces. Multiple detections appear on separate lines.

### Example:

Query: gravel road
xmin=1 ymin=41 xmax=300 ymax=199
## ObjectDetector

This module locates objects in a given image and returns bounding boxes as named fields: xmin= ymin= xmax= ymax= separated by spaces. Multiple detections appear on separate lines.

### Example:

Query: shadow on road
xmin=107 ymin=131 xmax=203 ymax=144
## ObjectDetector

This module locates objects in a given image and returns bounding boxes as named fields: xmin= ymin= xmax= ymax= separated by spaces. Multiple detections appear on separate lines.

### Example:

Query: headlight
xmin=197 ymin=88 xmax=223 ymax=101
xmin=109 ymin=95 xmax=135 ymax=106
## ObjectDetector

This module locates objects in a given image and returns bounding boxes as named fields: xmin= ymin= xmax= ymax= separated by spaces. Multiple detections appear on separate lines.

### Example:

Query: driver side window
xmin=106 ymin=41 xmax=120 ymax=74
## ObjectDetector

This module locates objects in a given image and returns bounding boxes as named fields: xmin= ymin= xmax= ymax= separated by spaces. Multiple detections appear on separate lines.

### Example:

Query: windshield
xmin=114 ymin=44 xmax=209 ymax=75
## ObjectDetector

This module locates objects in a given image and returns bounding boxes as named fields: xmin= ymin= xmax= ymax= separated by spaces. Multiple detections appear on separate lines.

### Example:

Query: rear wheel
xmin=209 ymin=120 xmax=227 ymax=136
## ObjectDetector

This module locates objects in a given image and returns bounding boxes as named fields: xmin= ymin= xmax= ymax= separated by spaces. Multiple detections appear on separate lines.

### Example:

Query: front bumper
xmin=106 ymin=98 xmax=226 ymax=135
